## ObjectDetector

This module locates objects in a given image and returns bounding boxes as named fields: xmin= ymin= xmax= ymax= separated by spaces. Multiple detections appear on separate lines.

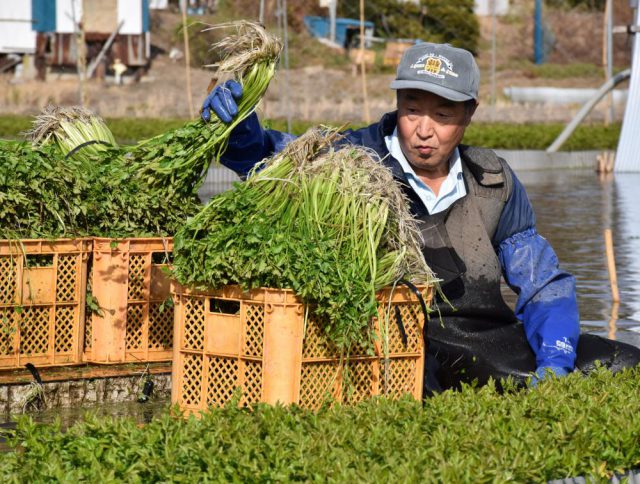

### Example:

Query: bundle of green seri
xmin=0 ymin=21 xmax=280 ymax=239
xmin=173 ymin=129 xmax=435 ymax=353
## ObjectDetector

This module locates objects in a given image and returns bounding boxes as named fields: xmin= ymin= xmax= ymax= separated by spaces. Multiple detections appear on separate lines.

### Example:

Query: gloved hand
xmin=201 ymin=79 xmax=243 ymax=123
xmin=529 ymin=365 xmax=570 ymax=388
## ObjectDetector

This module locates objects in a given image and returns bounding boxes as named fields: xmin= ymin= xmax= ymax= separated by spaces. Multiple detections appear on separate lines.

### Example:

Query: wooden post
xmin=71 ymin=0 xmax=88 ymax=106
xmin=359 ymin=0 xmax=371 ymax=124
xmin=604 ymin=228 xmax=620 ymax=302
xmin=181 ymin=0 xmax=195 ymax=119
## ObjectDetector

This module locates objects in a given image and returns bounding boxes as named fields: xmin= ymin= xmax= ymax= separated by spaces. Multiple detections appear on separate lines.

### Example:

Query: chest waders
xmin=415 ymin=146 xmax=640 ymax=395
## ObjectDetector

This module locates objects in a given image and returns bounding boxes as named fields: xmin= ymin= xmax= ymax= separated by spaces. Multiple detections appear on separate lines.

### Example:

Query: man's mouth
xmin=415 ymin=145 xmax=435 ymax=155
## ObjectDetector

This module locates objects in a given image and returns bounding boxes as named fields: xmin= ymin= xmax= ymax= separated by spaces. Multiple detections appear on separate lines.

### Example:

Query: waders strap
xmin=398 ymin=279 xmax=430 ymax=351
xmin=25 ymin=363 xmax=43 ymax=385
xmin=394 ymin=305 xmax=408 ymax=347
xmin=399 ymin=279 xmax=442 ymax=398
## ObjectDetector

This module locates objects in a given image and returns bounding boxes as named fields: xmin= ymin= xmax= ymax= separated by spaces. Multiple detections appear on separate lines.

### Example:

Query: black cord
xmin=65 ymin=140 xmax=113 ymax=160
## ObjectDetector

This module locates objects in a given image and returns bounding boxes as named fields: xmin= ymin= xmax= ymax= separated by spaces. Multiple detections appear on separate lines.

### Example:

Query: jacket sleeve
xmin=220 ymin=112 xmax=296 ymax=178
xmin=493 ymin=173 xmax=580 ymax=373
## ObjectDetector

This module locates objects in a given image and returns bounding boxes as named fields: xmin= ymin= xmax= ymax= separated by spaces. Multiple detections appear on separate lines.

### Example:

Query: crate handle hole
xmin=25 ymin=254 xmax=54 ymax=267
xmin=151 ymin=252 xmax=173 ymax=265
xmin=208 ymin=298 xmax=240 ymax=315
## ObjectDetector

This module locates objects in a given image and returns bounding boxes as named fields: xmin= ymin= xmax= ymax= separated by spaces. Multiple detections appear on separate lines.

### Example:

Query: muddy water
xmin=516 ymin=170 xmax=640 ymax=348
xmin=0 ymin=400 xmax=169 ymax=451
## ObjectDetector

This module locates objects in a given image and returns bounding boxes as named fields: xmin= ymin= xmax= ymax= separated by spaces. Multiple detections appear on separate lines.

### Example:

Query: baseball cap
xmin=390 ymin=42 xmax=480 ymax=102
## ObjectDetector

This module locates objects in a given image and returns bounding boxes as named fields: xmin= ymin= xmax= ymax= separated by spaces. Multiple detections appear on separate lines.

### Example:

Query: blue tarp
xmin=31 ymin=0 xmax=56 ymax=33
xmin=303 ymin=16 xmax=374 ymax=48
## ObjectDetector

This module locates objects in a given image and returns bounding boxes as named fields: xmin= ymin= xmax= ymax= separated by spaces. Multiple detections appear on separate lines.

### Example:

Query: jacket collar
xmin=369 ymin=111 xmax=410 ymax=184
xmin=364 ymin=111 xmax=430 ymax=216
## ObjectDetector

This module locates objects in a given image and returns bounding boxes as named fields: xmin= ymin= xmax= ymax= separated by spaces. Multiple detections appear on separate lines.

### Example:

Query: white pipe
xmin=504 ymin=86 xmax=628 ymax=105
xmin=546 ymin=69 xmax=630 ymax=153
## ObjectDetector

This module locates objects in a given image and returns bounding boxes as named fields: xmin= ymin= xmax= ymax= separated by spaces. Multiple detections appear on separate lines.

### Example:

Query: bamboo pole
xmin=359 ymin=0 xmax=371 ymax=124
xmin=604 ymin=228 xmax=620 ymax=302
xmin=283 ymin=0 xmax=291 ymax=133
xmin=608 ymin=302 xmax=619 ymax=340
xmin=181 ymin=0 xmax=195 ymax=119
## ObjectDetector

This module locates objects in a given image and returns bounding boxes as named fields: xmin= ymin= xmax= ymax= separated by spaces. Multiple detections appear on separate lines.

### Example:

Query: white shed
xmin=0 ymin=3 xmax=37 ymax=54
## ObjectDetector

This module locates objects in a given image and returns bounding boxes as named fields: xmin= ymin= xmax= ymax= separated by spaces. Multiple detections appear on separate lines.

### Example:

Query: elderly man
xmin=201 ymin=42 xmax=640 ymax=394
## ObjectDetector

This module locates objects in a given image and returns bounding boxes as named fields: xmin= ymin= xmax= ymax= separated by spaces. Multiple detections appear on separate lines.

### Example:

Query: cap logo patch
xmin=410 ymin=53 xmax=459 ymax=79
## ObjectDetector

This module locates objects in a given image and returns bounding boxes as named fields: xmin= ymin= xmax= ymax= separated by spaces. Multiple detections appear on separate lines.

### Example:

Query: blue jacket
xmin=219 ymin=112 xmax=580 ymax=374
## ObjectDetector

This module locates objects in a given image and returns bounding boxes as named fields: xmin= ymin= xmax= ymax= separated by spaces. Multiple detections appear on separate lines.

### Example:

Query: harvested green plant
xmin=27 ymin=105 xmax=117 ymax=162
xmin=133 ymin=20 xmax=282 ymax=195
xmin=0 ymin=142 xmax=91 ymax=239
xmin=173 ymin=129 xmax=435 ymax=354
xmin=0 ymin=21 xmax=281 ymax=239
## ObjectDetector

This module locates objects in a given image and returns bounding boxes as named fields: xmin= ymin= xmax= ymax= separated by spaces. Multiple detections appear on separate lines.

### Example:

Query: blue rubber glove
xmin=201 ymin=79 xmax=243 ymax=123
xmin=529 ymin=365 xmax=570 ymax=388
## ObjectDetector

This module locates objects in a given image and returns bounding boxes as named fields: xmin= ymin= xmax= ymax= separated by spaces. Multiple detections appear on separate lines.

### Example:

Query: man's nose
xmin=416 ymin=116 xmax=435 ymax=138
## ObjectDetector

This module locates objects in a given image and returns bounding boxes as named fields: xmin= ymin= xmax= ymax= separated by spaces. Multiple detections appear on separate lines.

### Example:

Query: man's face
xmin=396 ymin=89 xmax=477 ymax=175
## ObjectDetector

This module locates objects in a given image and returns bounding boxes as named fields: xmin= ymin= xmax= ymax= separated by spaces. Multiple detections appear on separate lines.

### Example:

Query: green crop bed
xmin=1 ymin=366 xmax=638 ymax=482
xmin=0 ymin=115 xmax=621 ymax=150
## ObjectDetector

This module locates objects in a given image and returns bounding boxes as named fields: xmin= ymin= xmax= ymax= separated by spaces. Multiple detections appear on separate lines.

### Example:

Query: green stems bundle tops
xmin=173 ymin=129 xmax=435 ymax=354
xmin=27 ymin=105 xmax=117 ymax=162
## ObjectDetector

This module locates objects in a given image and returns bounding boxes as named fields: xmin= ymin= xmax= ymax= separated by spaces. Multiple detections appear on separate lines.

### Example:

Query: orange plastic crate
xmin=171 ymin=284 xmax=431 ymax=412
xmin=0 ymin=239 xmax=91 ymax=369
xmin=83 ymin=238 xmax=174 ymax=364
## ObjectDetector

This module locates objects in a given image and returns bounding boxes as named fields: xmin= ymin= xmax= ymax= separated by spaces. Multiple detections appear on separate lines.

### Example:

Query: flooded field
xmin=2 ymin=167 xmax=638 ymax=433
xmin=517 ymin=170 xmax=640 ymax=348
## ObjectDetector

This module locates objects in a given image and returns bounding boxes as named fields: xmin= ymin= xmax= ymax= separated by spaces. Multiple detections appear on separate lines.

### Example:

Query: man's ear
xmin=465 ymin=101 xmax=479 ymax=125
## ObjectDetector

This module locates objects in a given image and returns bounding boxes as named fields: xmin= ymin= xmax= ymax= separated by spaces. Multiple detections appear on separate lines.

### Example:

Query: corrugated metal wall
xmin=615 ymin=7 xmax=640 ymax=172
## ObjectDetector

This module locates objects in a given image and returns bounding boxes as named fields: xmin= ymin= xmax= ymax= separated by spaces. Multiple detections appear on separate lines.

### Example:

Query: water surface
xmin=517 ymin=170 xmax=640 ymax=348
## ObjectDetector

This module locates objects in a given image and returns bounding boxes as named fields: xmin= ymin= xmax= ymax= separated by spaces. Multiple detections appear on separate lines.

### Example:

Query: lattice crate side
xmin=374 ymin=285 xmax=430 ymax=357
xmin=87 ymin=238 xmax=172 ymax=364
xmin=171 ymin=291 xmax=207 ymax=411
xmin=170 ymin=290 xmax=257 ymax=413
xmin=298 ymin=286 xmax=428 ymax=407
xmin=83 ymin=254 xmax=94 ymax=354
xmin=172 ymin=284 xmax=430 ymax=413
xmin=372 ymin=285 xmax=429 ymax=401
xmin=0 ymin=239 xmax=90 ymax=369
xmin=125 ymin=238 xmax=173 ymax=363
xmin=197 ymin=288 xmax=265 ymax=409
xmin=171 ymin=285 xmax=292 ymax=412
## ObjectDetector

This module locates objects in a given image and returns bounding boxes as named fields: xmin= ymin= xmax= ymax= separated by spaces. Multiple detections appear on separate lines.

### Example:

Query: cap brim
xmin=390 ymin=80 xmax=474 ymax=102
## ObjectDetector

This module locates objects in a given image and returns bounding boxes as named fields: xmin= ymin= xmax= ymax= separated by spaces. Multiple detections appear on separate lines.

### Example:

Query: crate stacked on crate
xmin=171 ymin=284 xmax=430 ymax=413
xmin=0 ymin=239 xmax=91 ymax=369
xmin=84 ymin=238 xmax=174 ymax=364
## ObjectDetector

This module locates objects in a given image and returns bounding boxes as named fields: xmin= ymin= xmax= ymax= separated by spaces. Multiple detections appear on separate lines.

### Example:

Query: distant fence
xmin=197 ymin=166 xmax=241 ymax=203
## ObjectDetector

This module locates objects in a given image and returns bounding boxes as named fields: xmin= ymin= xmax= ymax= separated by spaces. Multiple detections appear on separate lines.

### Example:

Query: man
xmin=201 ymin=42 xmax=640 ymax=393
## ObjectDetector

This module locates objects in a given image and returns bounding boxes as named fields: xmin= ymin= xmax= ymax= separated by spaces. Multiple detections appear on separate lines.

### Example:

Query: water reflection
xmin=516 ymin=169 xmax=640 ymax=347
